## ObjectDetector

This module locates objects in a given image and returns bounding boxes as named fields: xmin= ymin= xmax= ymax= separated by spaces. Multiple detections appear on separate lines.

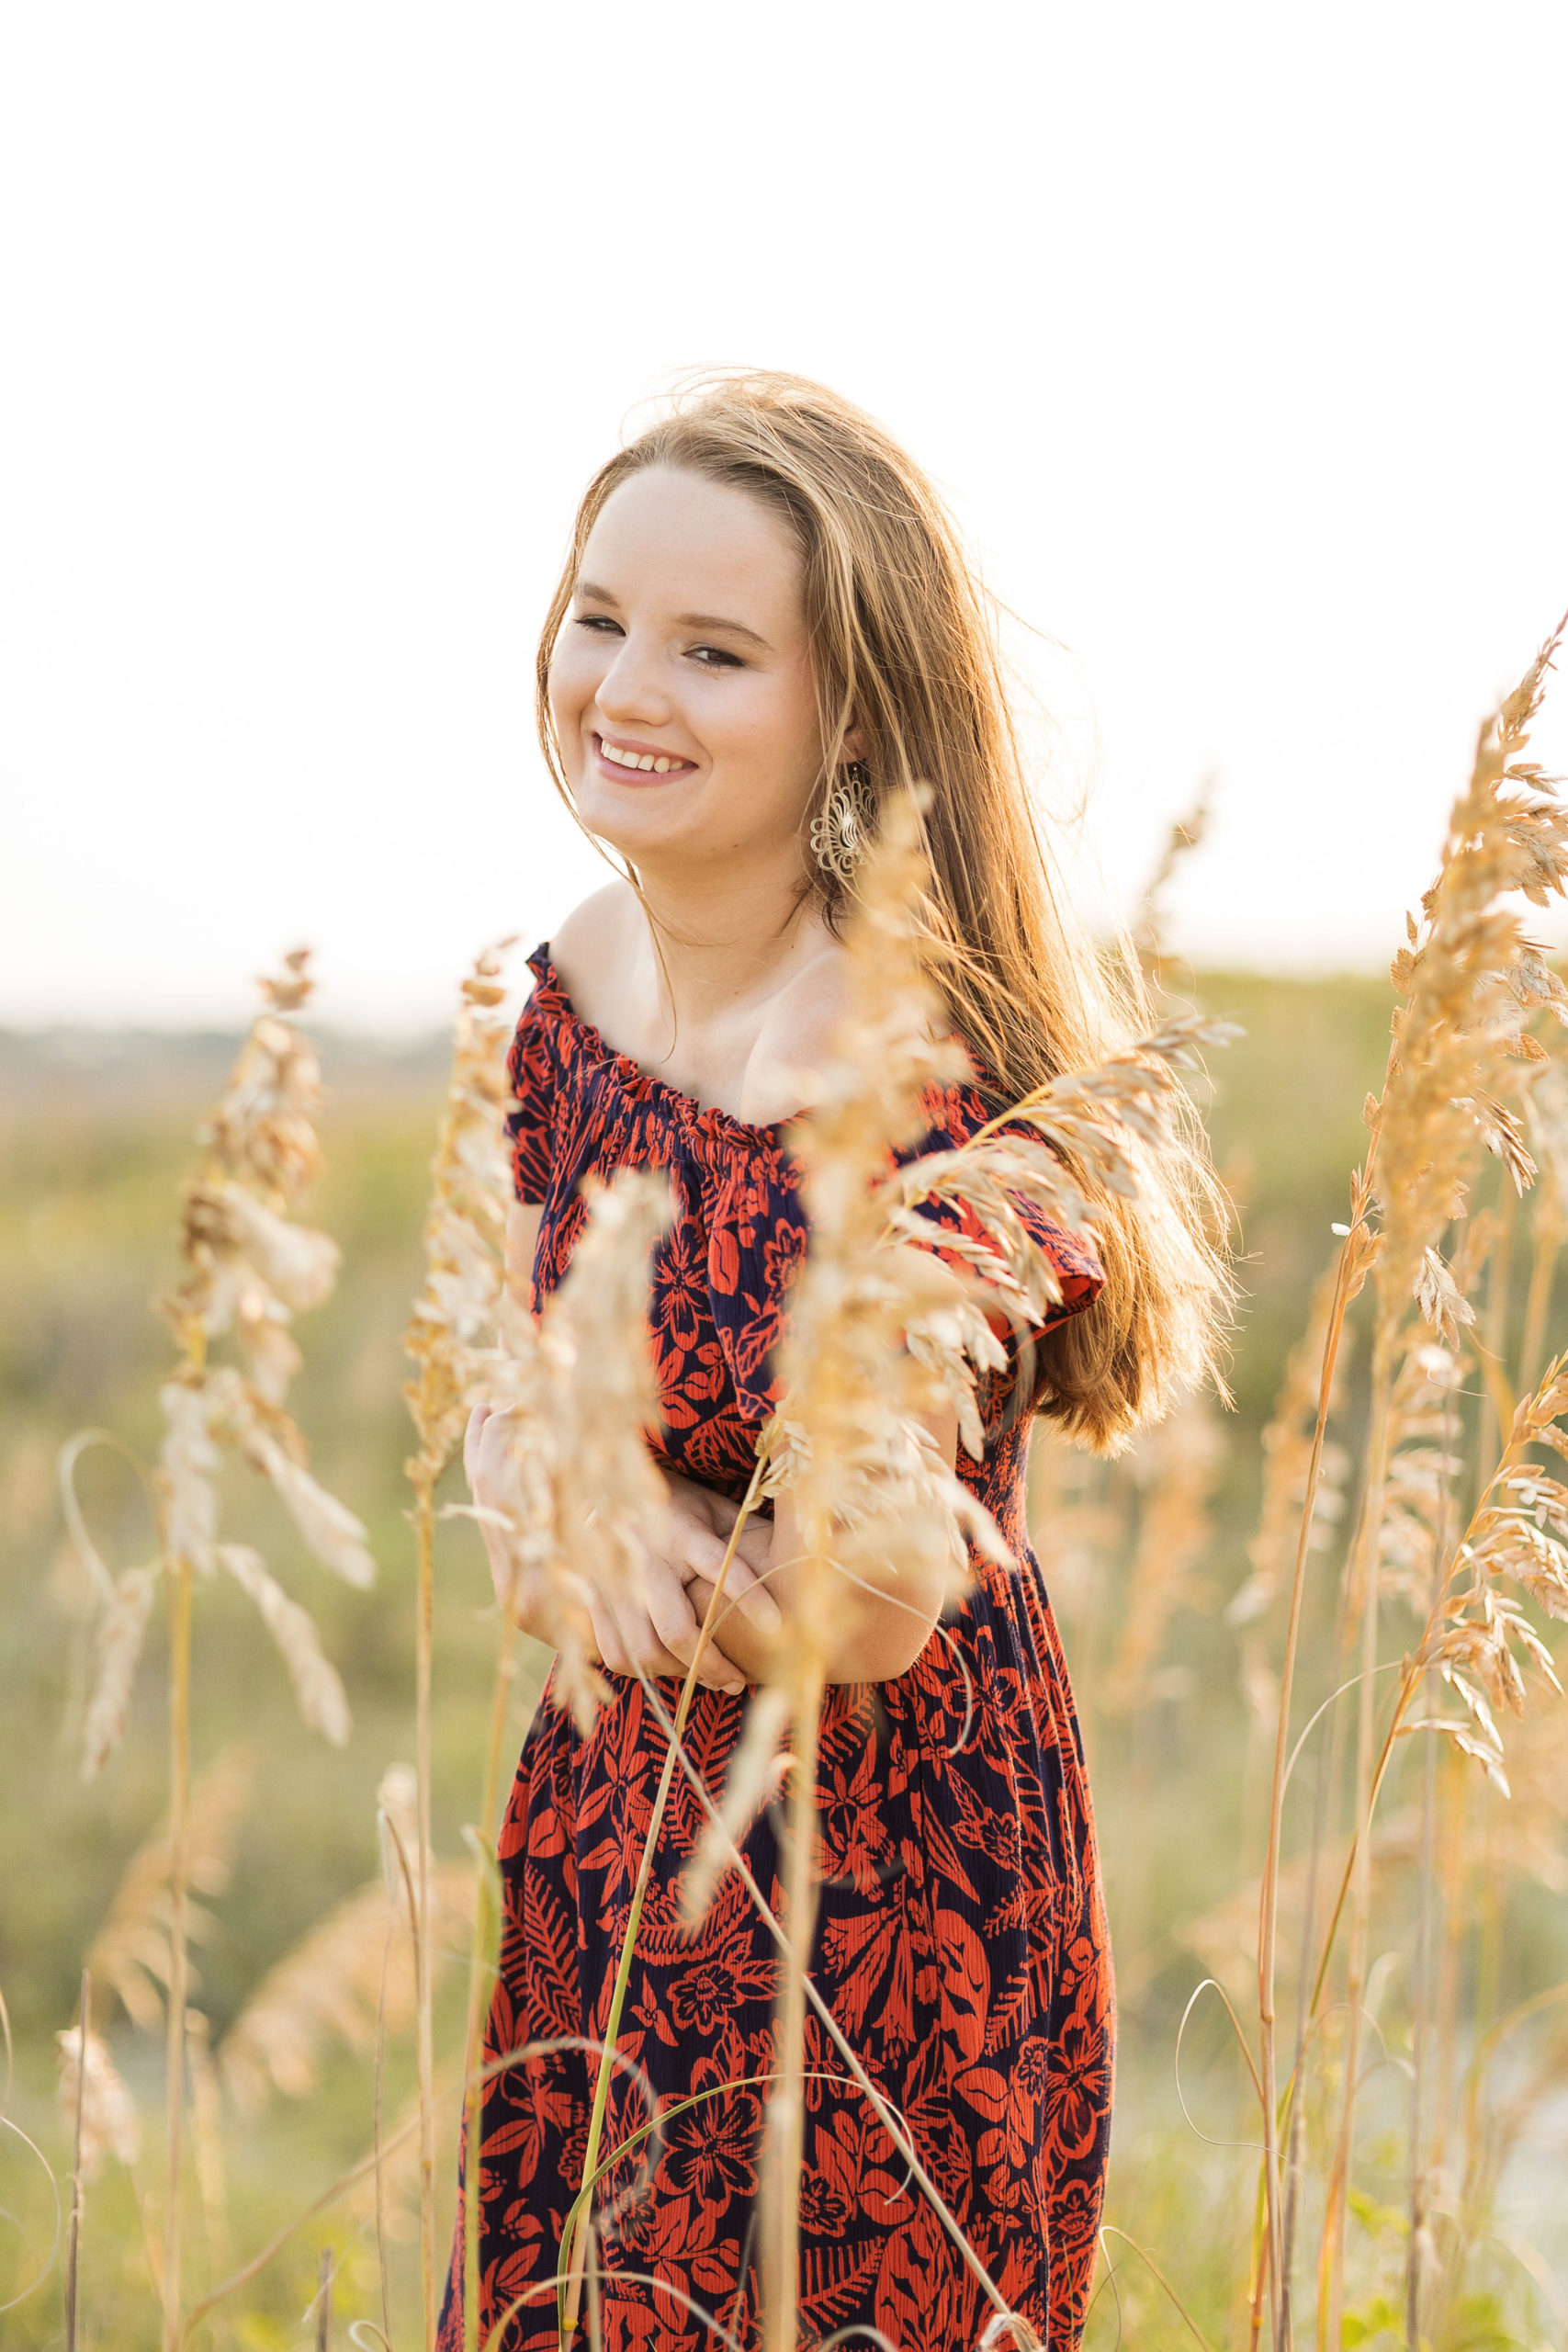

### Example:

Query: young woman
xmin=443 ymin=375 xmax=1226 ymax=2351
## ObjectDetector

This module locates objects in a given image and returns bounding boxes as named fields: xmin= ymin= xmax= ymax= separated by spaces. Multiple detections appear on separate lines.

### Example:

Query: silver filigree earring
xmin=810 ymin=761 xmax=877 ymax=885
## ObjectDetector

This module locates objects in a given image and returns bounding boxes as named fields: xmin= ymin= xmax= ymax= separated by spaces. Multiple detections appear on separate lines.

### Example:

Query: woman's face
xmin=548 ymin=465 xmax=828 ymax=880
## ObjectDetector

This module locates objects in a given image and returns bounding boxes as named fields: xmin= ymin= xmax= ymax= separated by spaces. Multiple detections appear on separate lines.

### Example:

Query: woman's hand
xmin=464 ymin=1407 xmax=782 ymax=1693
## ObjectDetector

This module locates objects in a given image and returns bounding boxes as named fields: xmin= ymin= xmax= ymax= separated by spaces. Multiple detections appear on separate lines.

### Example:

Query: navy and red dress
xmin=440 ymin=946 xmax=1115 ymax=2352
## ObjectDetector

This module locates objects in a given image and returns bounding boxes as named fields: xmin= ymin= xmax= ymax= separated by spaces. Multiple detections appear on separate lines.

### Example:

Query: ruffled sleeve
xmin=504 ymin=950 xmax=560 ymax=1207
xmin=898 ymin=1078 xmax=1107 ymax=1424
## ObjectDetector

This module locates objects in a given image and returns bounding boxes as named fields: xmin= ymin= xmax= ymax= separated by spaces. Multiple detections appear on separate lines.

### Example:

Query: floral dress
xmin=439 ymin=946 xmax=1115 ymax=2352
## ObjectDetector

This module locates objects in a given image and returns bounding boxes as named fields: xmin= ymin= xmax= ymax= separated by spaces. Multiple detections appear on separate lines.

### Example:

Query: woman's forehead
xmin=582 ymin=467 xmax=806 ymax=627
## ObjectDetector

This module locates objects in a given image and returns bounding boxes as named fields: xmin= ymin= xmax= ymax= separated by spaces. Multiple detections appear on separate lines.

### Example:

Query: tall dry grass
xmin=6 ymin=619 xmax=1568 ymax=2350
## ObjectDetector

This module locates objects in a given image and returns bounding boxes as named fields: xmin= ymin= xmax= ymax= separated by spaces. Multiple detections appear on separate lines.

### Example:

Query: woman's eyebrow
xmin=674 ymin=610 xmax=771 ymax=650
xmin=575 ymin=582 xmax=770 ymax=653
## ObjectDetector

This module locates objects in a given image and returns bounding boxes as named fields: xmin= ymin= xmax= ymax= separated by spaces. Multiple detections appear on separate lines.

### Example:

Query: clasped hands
xmin=464 ymin=1401 xmax=784 ymax=1694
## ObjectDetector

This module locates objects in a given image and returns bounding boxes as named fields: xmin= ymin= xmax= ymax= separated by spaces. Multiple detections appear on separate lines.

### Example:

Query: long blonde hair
xmin=536 ymin=370 xmax=1230 ymax=1450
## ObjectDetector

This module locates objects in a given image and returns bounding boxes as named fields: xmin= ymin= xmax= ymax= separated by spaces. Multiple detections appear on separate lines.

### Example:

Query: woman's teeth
xmin=601 ymin=740 xmax=682 ymax=774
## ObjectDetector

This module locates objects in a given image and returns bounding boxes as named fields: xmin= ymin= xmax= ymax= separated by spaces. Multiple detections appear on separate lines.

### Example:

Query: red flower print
xmin=795 ymin=2174 xmax=853 ymax=2236
xmin=1045 ymin=2010 xmax=1111 ymax=2165
xmin=668 ymin=1962 xmax=737 ymax=2038
xmin=816 ymin=1740 xmax=894 ymax=1897
xmin=659 ymin=2088 xmax=761 ymax=2216
xmin=650 ymin=1223 xmax=709 ymax=1353
xmin=956 ymin=2036 xmax=1048 ymax=2177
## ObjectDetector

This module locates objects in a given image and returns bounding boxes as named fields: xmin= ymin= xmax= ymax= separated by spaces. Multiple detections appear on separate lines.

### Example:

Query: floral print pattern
xmin=439 ymin=948 xmax=1115 ymax=2351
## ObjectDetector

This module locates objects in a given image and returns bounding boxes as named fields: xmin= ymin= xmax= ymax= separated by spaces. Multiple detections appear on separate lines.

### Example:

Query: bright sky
xmin=2 ymin=2 xmax=1565 ymax=1029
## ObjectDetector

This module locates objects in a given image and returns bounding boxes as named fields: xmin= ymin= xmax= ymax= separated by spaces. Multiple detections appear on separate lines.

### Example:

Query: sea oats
xmin=203 ymin=1372 xmax=376 ymax=1590
xmin=400 ymin=940 xmax=519 ymax=2351
xmin=547 ymin=1170 xmax=674 ymax=1644
xmin=183 ymin=1178 xmax=342 ymax=1315
xmin=403 ymin=943 xmax=517 ymax=1480
xmin=85 ymin=1749 xmax=254 ymax=2032
xmin=158 ymin=1379 xmax=220 ymax=1580
xmin=218 ymin=1861 xmax=473 ymax=2112
xmin=81 ymin=1566 xmax=159 ymax=1782
xmin=219 ymin=1544 xmax=351 ymax=1746
xmin=1372 ymin=623 xmax=1568 ymax=1323
xmin=56 ymin=2025 xmax=141 ymax=2179
xmin=1104 ymin=1394 xmax=1224 ymax=1714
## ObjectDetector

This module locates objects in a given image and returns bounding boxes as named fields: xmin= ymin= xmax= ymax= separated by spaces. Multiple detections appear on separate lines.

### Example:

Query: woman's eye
xmin=689 ymin=645 xmax=743 ymax=669
xmin=573 ymin=614 xmax=622 ymax=636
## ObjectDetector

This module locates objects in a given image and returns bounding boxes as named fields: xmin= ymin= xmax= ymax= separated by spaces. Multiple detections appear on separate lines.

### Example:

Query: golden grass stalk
xmin=750 ymin=790 xmax=989 ymax=2352
xmin=160 ymin=1555 xmax=192 ymax=2352
xmin=185 ymin=2009 xmax=229 ymax=2281
xmin=80 ymin=1566 xmax=159 ymax=1782
xmin=219 ymin=1860 xmax=473 ymax=2112
xmin=85 ymin=1747 xmax=253 ymax=2035
xmin=739 ymin=789 xmax=1232 ymax=2346
xmin=58 ymin=947 xmax=370 ymax=2350
xmin=62 ymin=1972 xmax=88 ymax=2352
xmin=1133 ymin=776 xmax=1215 ymax=984
xmin=1229 ymin=1260 xmax=1351 ymax=1871
xmin=55 ymin=2013 xmax=140 ymax=2182
xmin=399 ymin=946 xmax=672 ymax=2352
xmin=1103 ymin=1392 xmax=1224 ymax=1715
xmin=1521 ymin=1059 xmax=1568 ymax=1387
xmin=393 ymin=931 xmax=671 ymax=2352
xmin=1236 ymin=623 xmax=1566 ymax=2347
xmin=402 ymin=942 xmax=516 ymax=2352
xmin=1315 ymin=620 xmax=1568 ymax=2346
xmin=217 ymin=1544 xmax=350 ymax=1745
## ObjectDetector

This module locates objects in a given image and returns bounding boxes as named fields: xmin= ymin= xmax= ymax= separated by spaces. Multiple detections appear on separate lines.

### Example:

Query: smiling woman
xmin=439 ymin=372 xmax=1230 ymax=2352
xmin=543 ymin=463 xmax=855 ymax=1131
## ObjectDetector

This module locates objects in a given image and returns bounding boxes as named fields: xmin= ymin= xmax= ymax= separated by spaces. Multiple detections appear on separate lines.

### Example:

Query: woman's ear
xmin=840 ymin=721 xmax=867 ymax=763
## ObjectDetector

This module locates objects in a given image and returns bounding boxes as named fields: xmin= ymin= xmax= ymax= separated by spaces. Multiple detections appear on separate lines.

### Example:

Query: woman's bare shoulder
xmin=548 ymin=882 xmax=639 ymax=1025
xmin=740 ymin=937 xmax=853 ymax=1125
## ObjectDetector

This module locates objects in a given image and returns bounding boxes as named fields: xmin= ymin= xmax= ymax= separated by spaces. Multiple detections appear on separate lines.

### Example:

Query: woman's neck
xmin=632 ymin=856 xmax=831 ymax=1039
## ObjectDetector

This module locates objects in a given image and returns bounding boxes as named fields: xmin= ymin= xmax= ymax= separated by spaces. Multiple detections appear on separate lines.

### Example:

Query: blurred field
xmin=2 ymin=970 xmax=1563 ymax=2347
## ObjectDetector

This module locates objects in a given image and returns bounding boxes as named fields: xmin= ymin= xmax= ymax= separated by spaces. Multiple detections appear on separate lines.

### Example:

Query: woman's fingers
xmin=646 ymin=1560 xmax=745 ymax=1693
xmin=591 ymin=1587 xmax=728 ymax=1691
xmin=662 ymin=1488 xmax=780 ymax=1629
xmin=463 ymin=1401 xmax=492 ymax=1487
xmin=710 ymin=1552 xmax=784 ymax=1634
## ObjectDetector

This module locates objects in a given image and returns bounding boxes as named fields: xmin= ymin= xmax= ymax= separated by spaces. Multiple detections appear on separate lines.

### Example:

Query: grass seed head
xmin=56 ymin=2024 xmax=141 ymax=2178
xmin=80 ymin=1565 xmax=159 ymax=1781
xmin=85 ymin=1749 xmax=254 ymax=2030
xmin=218 ymin=1543 xmax=351 ymax=1745
xmin=404 ymin=941 xmax=517 ymax=1476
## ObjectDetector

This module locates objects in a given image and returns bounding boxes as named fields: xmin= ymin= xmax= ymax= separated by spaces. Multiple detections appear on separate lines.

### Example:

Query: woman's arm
xmin=492 ymin=1204 xmax=959 ymax=1689
xmin=684 ymin=1393 xmax=961 ymax=1687
xmin=505 ymin=1201 xmax=544 ymax=1308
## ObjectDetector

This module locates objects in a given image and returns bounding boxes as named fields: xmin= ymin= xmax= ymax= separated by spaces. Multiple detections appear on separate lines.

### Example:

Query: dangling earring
xmin=810 ymin=761 xmax=877 ymax=885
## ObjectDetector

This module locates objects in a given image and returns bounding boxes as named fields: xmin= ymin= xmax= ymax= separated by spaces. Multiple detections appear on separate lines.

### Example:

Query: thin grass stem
xmin=1518 ymin=1224 xmax=1561 ymax=1394
xmin=412 ymin=1475 xmax=438 ymax=2352
xmin=64 ymin=1969 xmax=88 ymax=2352
xmin=637 ymin=1674 xmax=1019 ymax=2333
xmin=461 ymin=1606 xmax=519 ymax=2351
xmin=560 ymin=1453 xmax=767 ymax=2337
xmin=1256 ymin=1199 xmax=1361 ymax=2346
xmin=162 ymin=1555 xmax=193 ymax=2352
xmin=1316 ymin=1327 xmax=1393 ymax=2348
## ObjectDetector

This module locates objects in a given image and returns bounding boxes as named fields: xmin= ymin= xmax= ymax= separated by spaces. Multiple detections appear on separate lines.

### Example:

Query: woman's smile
xmin=592 ymin=729 xmax=698 ymax=782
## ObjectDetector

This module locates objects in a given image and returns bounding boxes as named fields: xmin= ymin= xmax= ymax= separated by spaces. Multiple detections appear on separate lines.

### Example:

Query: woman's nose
xmin=595 ymin=634 xmax=671 ymax=729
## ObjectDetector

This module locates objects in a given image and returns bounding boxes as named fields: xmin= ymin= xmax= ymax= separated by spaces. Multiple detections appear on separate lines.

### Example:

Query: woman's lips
xmin=592 ymin=731 xmax=697 ymax=784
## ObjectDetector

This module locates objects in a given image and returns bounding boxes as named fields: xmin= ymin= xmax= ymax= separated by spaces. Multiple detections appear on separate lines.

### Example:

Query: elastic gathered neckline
xmin=528 ymin=944 xmax=807 ymax=1153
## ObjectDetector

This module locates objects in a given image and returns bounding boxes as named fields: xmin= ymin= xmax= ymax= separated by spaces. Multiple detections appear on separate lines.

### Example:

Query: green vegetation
xmin=1 ymin=965 xmax=1563 ymax=2347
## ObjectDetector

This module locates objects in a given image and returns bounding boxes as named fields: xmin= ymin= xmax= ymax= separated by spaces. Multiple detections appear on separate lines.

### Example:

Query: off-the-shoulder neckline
xmin=528 ymin=944 xmax=809 ymax=1146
